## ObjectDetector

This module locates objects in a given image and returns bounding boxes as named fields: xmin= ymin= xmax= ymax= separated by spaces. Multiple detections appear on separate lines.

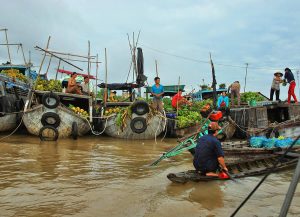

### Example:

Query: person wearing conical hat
xmin=270 ymin=72 xmax=283 ymax=101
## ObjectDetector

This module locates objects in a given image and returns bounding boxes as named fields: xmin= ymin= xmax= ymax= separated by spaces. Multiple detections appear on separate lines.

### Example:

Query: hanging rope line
xmin=139 ymin=43 xmax=300 ymax=71
xmin=230 ymin=134 xmax=300 ymax=217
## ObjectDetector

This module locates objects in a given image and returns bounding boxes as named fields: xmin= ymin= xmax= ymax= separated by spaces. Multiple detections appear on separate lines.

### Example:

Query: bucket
xmin=249 ymin=99 xmax=257 ymax=107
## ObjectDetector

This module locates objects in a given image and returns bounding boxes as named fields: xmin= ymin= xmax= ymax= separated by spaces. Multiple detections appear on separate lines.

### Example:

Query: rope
xmin=84 ymin=116 xmax=108 ymax=136
xmin=230 ymin=134 xmax=300 ymax=216
xmin=0 ymin=112 xmax=25 ymax=141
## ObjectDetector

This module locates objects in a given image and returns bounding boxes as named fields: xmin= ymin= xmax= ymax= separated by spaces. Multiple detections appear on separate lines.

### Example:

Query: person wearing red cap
xmin=193 ymin=122 xmax=228 ymax=177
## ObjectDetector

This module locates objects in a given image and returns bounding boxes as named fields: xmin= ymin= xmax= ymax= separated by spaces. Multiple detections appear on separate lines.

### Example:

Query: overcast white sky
xmin=1 ymin=0 xmax=300 ymax=99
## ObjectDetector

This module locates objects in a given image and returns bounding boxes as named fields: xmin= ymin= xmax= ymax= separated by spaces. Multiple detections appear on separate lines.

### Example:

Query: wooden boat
xmin=167 ymin=152 xmax=299 ymax=183
xmin=23 ymin=91 xmax=92 ymax=140
xmin=104 ymin=108 xmax=166 ymax=140
xmin=0 ymin=64 xmax=34 ymax=132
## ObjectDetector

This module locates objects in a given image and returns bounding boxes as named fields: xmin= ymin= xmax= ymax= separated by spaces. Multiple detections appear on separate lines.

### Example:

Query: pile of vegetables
xmin=35 ymin=78 xmax=62 ymax=92
xmin=241 ymin=92 xmax=264 ymax=103
xmin=0 ymin=69 xmax=27 ymax=82
xmin=68 ymin=104 xmax=89 ymax=119
xmin=177 ymin=107 xmax=202 ymax=128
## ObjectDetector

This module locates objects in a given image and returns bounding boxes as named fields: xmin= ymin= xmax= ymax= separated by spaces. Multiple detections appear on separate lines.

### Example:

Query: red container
xmin=209 ymin=111 xmax=223 ymax=121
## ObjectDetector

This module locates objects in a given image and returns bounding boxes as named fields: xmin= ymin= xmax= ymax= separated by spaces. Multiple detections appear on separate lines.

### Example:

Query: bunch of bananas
xmin=0 ymin=69 xmax=27 ymax=82
xmin=104 ymin=107 xmax=122 ymax=116
xmin=35 ymin=78 xmax=62 ymax=92
xmin=69 ymin=105 xmax=89 ymax=118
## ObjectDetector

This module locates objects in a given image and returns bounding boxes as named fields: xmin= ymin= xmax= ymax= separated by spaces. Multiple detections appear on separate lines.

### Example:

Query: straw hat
xmin=274 ymin=72 xmax=283 ymax=77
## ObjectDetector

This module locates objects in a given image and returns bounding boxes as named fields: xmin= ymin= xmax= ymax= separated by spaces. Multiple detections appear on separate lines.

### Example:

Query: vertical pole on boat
xmin=155 ymin=60 xmax=159 ymax=77
xmin=37 ymin=36 xmax=51 ymax=77
xmin=176 ymin=76 xmax=181 ymax=118
xmin=210 ymin=53 xmax=217 ymax=109
xmin=45 ymin=55 xmax=53 ymax=77
xmin=104 ymin=48 xmax=108 ymax=107
xmin=296 ymin=70 xmax=300 ymax=99
xmin=87 ymin=40 xmax=92 ymax=122
xmin=3 ymin=29 xmax=12 ymax=63
xmin=279 ymin=157 xmax=300 ymax=217
xmin=96 ymin=53 xmax=99 ymax=100
xmin=244 ymin=63 xmax=249 ymax=93
xmin=55 ymin=59 xmax=61 ymax=80
xmin=20 ymin=44 xmax=27 ymax=65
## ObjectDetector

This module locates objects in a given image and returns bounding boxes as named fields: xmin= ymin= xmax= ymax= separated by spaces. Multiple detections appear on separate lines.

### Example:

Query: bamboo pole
xmin=44 ymin=54 xmax=101 ymax=63
xmin=87 ymin=41 xmax=92 ymax=122
xmin=176 ymin=76 xmax=181 ymax=118
xmin=4 ymin=29 xmax=12 ymax=63
xmin=35 ymin=46 xmax=83 ymax=71
xmin=155 ymin=60 xmax=158 ymax=77
xmin=45 ymin=55 xmax=52 ymax=76
xmin=55 ymin=59 xmax=61 ymax=80
xmin=104 ymin=48 xmax=108 ymax=107
xmin=37 ymin=36 xmax=51 ymax=76
xmin=0 ymin=43 xmax=22 ymax=46
xmin=20 ymin=44 xmax=27 ymax=65
xmin=96 ymin=53 xmax=99 ymax=99
xmin=244 ymin=63 xmax=249 ymax=93
xmin=38 ymin=49 xmax=96 ymax=59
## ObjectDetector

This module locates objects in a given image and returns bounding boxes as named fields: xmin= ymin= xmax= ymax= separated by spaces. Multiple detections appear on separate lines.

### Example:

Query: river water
xmin=0 ymin=135 xmax=300 ymax=217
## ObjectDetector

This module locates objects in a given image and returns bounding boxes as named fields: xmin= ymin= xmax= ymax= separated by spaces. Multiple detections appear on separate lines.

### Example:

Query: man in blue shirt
xmin=151 ymin=77 xmax=164 ymax=112
xmin=193 ymin=122 xmax=228 ymax=177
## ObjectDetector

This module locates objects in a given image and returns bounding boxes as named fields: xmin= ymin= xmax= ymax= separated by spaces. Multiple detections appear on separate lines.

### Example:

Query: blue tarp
xmin=250 ymin=136 xmax=300 ymax=148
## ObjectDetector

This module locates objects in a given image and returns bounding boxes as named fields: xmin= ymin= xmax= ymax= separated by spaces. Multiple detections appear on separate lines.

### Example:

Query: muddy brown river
xmin=0 ymin=135 xmax=300 ymax=217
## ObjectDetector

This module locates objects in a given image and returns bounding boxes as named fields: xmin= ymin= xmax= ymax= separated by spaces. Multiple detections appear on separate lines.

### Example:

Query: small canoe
xmin=167 ymin=152 xmax=299 ymax=183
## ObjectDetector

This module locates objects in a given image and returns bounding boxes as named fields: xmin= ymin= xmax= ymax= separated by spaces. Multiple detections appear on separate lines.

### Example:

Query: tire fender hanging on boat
xmin=131 ymin=100 xmax=149 ymax=115
xmin=71 ymin=122 xmax=78 ymax=140
xmin=130 ymin=117 xmax=147 ymax=134
xmin=41 ymin=112 xmax=61 ymax=128
xmin=42 ymin=92 xmax=60 ymax=109
xmin=39 ymin=125 xmax=59 ymax=141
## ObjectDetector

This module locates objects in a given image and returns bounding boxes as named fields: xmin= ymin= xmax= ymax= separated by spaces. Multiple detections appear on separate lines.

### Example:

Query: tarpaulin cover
xmin=98 ymin=83 xmax=138 ymax=90
xmin=57 ymin=69 xmax=96 ymax=79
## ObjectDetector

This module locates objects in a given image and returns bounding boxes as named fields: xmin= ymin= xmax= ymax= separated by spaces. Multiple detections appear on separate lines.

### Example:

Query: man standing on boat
xmin=284 ymin=68 xmax=298 ymax=104
xmin=228 ymin=81 xmax=240 ymax=107
xmin=193 ymin=122 xmax=228 ymax=177
xmin=66 ymin=72 xmax=82 ymax=95
xmin=151 ymin=77 xmax=164 ymax=112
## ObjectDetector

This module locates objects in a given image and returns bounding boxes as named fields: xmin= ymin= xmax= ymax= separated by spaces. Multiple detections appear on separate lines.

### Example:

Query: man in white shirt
xmin=81 ymin=76 xmax=90 ymax=95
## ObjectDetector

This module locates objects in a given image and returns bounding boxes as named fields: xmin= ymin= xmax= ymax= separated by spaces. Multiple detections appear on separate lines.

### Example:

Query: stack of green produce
xmin=0 ymin=69 xmax=27 ymax=82
xmin=35 ymin=78 xmax=62 ymax=92
xmin=177 ymin=107 xmax=202 ymax=128
xmin=241 ymin=92 xmax=264 ymax=103
xmin=163 ymin=98 xmax=173 ymax=112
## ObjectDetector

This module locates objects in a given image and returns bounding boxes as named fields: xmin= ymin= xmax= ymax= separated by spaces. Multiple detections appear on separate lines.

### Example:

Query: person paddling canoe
xmin=193 ymin=122 xmax=228 ymax=177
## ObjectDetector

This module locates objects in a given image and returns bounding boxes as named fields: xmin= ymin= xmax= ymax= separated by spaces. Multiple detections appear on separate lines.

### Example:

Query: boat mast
xmin=0 ymin=29 xmax=12 ymax=63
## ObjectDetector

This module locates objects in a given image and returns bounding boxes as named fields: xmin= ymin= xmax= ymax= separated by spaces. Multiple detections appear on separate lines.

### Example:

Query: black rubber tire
xmin=266 ymin=128 xmax=280 ymax=139
xmin=39 ymin=125 xmax=59 ymax=141
xmin=131 ymin=100 xmax=149 ymax=115
xmin=130 ymin=117 xmax=147 ymax=134
xmin=42 ymin=92 xmax=60 ymax=109
xmin=41 ymin=112 xmax=61 ymax=128
xmin=15 ymin=99 xmax=25 ymax=112
xmin=71 ymin=122 xmax=78 ymax=140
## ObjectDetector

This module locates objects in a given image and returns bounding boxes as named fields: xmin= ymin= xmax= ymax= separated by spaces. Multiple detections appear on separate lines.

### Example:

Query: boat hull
xmin=0 ymin=114 xmax=17 ymax=132
xmin=167 ymin=153 xmax=299 ymax=183
xmin=23 ymin=105 xmax=90 ymax=138
xmin=104 ymin=114 xmax=165 ymax=140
